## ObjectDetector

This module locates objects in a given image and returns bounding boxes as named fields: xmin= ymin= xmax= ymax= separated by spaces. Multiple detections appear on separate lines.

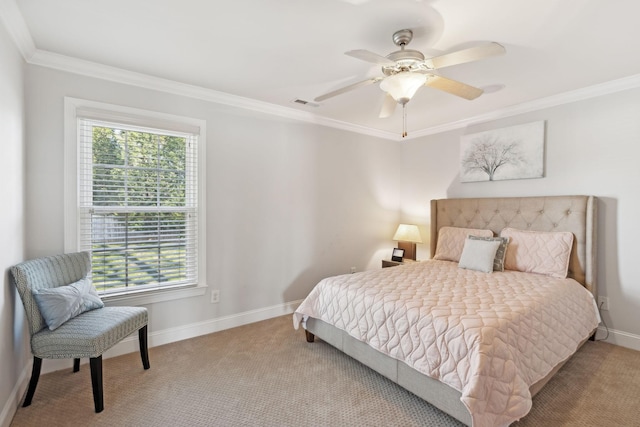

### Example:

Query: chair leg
xmin=22 ymin=357 xmax=42 ymax=407
xmin=138 ymin=325 xmax=150 ymax=370
xmin=73 ymin=358 xmax=80 ymax=372
xmin=89 ymin=356 xmax=103 ymax=413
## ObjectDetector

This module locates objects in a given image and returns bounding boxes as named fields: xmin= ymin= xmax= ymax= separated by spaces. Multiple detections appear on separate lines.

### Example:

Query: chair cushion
xmin=31 ymin=306 xmax=148 ymax=359
xmin=33 ymin=277 xmax=104 ymax=330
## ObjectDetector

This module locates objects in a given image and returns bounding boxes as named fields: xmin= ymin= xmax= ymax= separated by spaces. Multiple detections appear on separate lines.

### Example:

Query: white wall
xmin=0 ymin=22 xmax=28 ymax=427
xmin=23 ymin=64 xmax=401 ymax=336
xmin=400 ymin=87 xmax=640 ymax=347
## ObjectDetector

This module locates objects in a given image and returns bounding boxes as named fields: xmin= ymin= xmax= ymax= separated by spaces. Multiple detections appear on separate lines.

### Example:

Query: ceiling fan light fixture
xmin=380 ymin=72 xmax=427 ymax=104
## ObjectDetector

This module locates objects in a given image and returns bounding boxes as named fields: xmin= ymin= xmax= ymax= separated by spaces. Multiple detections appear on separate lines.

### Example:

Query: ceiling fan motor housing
xmin=383 ymin=49 xmax=427 ymax=75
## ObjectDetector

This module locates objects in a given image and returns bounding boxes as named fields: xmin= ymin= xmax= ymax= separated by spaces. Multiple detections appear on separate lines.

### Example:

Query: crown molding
xmin=28 ymin=49 xmax=398 ymax=141
xmin=0 ymin=0 xmax=36 ymax=60
xmin=405 ymin=73 xmax=640 ymax=140
xmin=31 ymin=46 xmax=640 ymax=143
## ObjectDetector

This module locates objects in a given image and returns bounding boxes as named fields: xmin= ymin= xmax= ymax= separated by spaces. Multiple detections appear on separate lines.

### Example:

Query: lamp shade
xmin=392 ymin=224 xmax=422 ymax=243
xmin=379 ymin=72 xmax=427 ymax=105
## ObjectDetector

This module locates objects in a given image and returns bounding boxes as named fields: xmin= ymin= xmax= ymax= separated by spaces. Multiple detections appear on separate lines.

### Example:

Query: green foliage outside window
xmin=90 ymin=126 xmax=191 ymax=292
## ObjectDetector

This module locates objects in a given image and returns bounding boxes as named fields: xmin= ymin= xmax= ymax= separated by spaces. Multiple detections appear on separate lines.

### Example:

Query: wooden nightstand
xmin=382 ymin=259 xmax=417 ymax=268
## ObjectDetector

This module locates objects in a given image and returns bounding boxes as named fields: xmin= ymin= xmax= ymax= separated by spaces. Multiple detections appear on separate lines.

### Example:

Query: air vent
xmin=291 ymin=99 xmax=320 ymax=107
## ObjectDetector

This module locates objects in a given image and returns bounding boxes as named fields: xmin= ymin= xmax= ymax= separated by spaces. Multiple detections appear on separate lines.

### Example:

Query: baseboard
xmin=2 ymin=299 xmax=302 ymax=426
xmin=596 ymin=326 xmax=640 ymax=351
xmin=0 ymin=364 xmax=29 ymax=427
xmin=39 ymin=299 xmax=303 ymax=374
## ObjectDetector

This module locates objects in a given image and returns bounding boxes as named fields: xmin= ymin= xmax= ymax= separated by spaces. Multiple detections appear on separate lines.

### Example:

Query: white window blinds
xmin=77 ymin=117 xmax=199 ymax=295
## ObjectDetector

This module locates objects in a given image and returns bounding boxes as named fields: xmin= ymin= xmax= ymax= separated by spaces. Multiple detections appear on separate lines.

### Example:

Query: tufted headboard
xmin=430 ymin=196 xmax=597 ymax=296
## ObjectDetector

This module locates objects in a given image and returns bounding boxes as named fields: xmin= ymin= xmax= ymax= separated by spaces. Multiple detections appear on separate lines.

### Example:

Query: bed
xmin=293 ymin=195 xmax=600 ymax=427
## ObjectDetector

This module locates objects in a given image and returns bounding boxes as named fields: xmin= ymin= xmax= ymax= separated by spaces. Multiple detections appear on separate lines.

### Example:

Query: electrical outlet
xmin=597 ymin=296 xmax=609 ymax=311
xmin=211 ymin=289 xmax=220 ymax=304
xmin=350 ymin=266 xmax=356 ymax=274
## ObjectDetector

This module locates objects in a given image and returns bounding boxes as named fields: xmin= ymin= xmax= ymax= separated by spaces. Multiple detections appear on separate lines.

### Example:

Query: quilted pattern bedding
xmin=293 ymin=260 xmax=600 ymax=427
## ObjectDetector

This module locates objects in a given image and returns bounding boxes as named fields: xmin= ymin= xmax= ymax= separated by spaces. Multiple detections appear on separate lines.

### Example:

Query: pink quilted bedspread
xmin=293 ymin=260 xmax=600 ymax=427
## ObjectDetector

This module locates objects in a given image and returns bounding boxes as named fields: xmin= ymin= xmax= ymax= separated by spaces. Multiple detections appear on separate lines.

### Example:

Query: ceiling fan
xmin=314 ymin=29 xmax=506 ymax=137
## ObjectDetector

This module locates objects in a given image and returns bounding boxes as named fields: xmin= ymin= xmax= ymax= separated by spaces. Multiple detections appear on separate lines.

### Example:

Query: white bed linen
xmin=293 ymin=260 xmax=600 ymax=427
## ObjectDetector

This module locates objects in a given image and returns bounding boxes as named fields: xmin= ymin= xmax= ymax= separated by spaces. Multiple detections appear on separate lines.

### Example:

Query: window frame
xmin=64 ymin=97 xmax=207 ymax=305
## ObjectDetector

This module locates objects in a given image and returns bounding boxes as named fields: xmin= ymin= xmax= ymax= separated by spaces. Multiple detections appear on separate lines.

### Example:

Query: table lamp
xmin=392 ymin=224 xmax=422 ymax=261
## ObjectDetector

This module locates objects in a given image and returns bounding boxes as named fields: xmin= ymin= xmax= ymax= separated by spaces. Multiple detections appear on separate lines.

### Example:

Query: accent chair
xmin=10 ymin=251 xmax=150 ymax=413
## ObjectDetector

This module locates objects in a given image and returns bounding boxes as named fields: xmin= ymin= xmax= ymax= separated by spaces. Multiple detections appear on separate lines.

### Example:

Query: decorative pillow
xmin=33 ymin=277 xmax=104 ymax=330
xmin=500 ymin=227 xmax=574 ymax=278
xmin=458 ymin=238 xmax=502 ymax=273
xmin=433 ymin=226 xmax=494 ymax=262
xmin=468 ymin=235 xmax=510 ymax=271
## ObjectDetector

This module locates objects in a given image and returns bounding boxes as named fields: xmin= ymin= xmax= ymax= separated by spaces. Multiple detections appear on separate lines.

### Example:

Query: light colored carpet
xmin=10 ymin=315 xmax=640 ymax=426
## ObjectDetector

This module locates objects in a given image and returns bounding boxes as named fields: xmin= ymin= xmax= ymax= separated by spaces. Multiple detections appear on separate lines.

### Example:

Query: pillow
xmin=433 ymin=226 xmax=494 ymax=262
xmin=33 ymin=277 xmax=104 ymax=330
xmin=458 ymin=238 xmax=502 ymax=273
xmin=500 ymin=227 xmax=574 ymax=278
xmin=467 ymin=235 xmax=510 ymax=271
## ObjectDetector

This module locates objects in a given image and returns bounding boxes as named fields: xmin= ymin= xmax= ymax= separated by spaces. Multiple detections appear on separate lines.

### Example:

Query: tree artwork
xmin=461 ymin=136 xmax=524 ymax=181
xmin=459 ymin=121 xmax=545 ymax=183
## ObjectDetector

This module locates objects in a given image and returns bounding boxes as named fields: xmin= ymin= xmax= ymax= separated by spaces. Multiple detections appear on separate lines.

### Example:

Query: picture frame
xmin=391 ymin=248 xmax=405 ymax=262
xmin=460 ymin=121 xmax=545 ymax=182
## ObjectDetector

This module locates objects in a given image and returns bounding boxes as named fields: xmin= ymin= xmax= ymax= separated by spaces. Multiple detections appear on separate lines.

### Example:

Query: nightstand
xmin=382 ymin=259 xmax=417 ymax=268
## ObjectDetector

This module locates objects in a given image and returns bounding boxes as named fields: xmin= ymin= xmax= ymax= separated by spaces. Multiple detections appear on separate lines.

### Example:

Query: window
xmin=65 ymin=98 xmax=206 ymax=301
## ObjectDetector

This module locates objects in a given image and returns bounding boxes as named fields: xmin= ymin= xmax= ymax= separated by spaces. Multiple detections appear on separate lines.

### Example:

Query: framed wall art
xmin=460 ymin=121 xmax=545 ymax=183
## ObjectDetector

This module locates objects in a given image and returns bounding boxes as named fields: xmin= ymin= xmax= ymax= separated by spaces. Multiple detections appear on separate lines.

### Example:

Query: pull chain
xmin=402 ymin=103 xmax=407 ymax=138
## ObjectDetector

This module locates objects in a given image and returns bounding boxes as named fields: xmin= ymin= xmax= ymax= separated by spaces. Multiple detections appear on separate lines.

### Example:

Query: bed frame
xmin=303 ymin=195 xmax=598 ymax=426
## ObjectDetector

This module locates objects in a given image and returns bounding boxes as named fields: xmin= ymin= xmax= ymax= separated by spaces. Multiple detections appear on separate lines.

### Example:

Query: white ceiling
xmin=7 ymin=0 xmax=640 ymax=139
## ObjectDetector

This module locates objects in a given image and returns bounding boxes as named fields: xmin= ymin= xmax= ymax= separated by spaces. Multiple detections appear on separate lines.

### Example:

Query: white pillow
xmin=434 ymin=226 xmax=494 ymax=262
xmin=33 ymin=277 xmax=104 ymax=330
xmin=458 ymin=238 xmax=502 ymax=273
xmin=467 ymin=235 xmax=510 ymax=271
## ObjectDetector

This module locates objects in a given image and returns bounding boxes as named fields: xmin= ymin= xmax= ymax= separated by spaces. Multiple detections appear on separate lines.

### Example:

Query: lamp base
xmin=397 ymin=241 xmax=416 ymax=260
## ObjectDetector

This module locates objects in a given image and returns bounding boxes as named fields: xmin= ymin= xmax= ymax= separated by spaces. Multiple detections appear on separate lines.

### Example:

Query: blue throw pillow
xmin=33 ymin=277 xmax=104 ymax=330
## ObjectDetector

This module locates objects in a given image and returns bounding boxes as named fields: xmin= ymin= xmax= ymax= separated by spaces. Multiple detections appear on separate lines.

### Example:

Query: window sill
xmin=102 ymin=284 xmax=207 ymax=307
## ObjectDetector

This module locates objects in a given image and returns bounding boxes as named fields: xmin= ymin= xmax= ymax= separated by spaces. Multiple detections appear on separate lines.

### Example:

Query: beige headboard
xmin=430 ymin=196 xmax=597 ymax=296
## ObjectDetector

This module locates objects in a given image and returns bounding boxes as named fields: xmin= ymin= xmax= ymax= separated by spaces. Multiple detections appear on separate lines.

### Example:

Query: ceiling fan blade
xmin=424 ymin=42 xmax=505 ymax=70
xmin=379 ymin=93 xmax=397 ymax=118
xmin=345 ymin=49 xmax=395 ymax=66
xmin=425 ymin=75 xmax=484 ymax=100
xmin=314 ymin=77 xmax=382 ymax=102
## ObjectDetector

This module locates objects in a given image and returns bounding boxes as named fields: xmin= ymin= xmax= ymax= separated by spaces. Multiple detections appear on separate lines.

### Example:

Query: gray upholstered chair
xmin=10 ymin=251 xmax=150 ymax=413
